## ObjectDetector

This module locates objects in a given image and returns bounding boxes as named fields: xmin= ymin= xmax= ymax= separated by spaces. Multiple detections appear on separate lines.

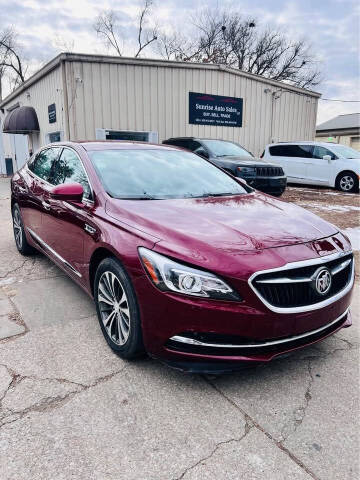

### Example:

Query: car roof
xmin=45 ymin=140 xmax=178 ymax=151
xmin=266 ymin=141 xmax=339 ymax=147
xmin=165 ymin=137 xmax=239 ymax=142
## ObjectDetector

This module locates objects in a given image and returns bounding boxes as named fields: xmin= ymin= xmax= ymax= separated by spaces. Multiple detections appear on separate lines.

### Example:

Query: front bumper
xmin=242 ymin=175 xmax=287 ymax=194
xmin=132 ymin=263 xmax=353 ymax=372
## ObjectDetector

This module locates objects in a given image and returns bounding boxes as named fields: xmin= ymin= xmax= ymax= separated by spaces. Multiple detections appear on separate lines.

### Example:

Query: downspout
xmin=61 ymin=57 xmax=70 ymax=141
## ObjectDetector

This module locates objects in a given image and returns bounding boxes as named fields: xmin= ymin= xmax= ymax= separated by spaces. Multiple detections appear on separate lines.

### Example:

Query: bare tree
xmin=52 ymin=34 xmax=75 ymax=53
xmin=159 ymin=10 xmax=321 ymax=88
xmin=0 ymin=27 xmax=28 ymax=99
xmin=94 ymin=10 xmax=123 ymax=56
xmin=135 ymin=0 xmax=158 ymax=57
xmin=94 ymin=1 xmax=158 ymax=58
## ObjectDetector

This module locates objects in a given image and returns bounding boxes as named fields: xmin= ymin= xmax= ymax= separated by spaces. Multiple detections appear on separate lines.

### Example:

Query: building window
xmin=46 ymin=131 xmax=63 ymax=143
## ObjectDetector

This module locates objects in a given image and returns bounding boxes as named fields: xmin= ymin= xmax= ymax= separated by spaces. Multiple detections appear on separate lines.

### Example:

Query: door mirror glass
xmin=50 ymin=182 xmax=84 ymax=202
xmin=323 ymin=155 xmax=332 ymax=161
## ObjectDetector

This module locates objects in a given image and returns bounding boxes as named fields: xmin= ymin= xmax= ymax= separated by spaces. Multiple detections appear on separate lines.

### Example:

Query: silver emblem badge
xmin=313 ymin=267 xmax=332 ymax=295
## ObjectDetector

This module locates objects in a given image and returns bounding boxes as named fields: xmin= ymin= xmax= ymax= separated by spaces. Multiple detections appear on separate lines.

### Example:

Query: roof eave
xmin=0 ymin=52 xmax=321 ymax=109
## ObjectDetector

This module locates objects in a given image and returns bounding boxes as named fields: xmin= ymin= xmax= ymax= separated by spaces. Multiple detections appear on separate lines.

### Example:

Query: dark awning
xmin=2 ymin=106 xmax=40 ymax=134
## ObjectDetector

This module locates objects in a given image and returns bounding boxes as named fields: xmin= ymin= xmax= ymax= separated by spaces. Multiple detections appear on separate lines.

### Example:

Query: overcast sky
xmin=1 ymin=0 xmax=359 ymax=124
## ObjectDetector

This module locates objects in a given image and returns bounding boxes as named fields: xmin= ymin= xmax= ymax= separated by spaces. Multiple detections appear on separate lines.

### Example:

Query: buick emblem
xmin=313 ymin=267 xmax=332 ymax=296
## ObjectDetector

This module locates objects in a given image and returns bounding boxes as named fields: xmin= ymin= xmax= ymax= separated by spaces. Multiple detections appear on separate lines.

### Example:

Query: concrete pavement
xmin=0 ymin=177 xmax=359 ymax=480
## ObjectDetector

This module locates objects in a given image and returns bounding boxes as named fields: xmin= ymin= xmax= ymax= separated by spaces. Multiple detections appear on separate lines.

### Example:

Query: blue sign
xmin=48 ymin=103 xmax=56 ymax=124
xmin=189 ymin=92 xmax=243 ymax=127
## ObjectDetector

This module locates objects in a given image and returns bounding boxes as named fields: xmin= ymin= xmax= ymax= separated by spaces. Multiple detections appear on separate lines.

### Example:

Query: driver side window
xmin=51 ymin=148 xmax=92 ymax=200
xmin=313 ymin=146 xmax=337 ymax=160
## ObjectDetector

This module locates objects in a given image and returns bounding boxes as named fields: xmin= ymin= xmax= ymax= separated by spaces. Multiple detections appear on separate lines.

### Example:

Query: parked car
xmin=11 ymin=141 xmax=354 ymax=373
xmin=262 ymin=141 xmax=360 ymax=193
xmin=163 ymin=137 xmax=287 ymax=197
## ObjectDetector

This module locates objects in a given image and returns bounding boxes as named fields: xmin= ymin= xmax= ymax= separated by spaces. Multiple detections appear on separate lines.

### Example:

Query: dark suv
xmin=163 ymin=137 xmax=287 ymax=196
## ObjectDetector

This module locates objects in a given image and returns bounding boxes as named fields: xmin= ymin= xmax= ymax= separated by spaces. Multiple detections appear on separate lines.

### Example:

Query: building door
xmin=5 ymin=158 xmax=14 ymax=175
xmin=10 ymin=134 xmax=29 ymax=170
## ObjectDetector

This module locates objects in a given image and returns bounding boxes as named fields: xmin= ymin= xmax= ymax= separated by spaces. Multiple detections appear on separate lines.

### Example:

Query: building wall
xmin=1 ymin=65 xmax=64 ymax=160
xmin=316 ymin=134 xmax=360 ymax=151
xmin=65 ymin=60 xmax=318 ymax=156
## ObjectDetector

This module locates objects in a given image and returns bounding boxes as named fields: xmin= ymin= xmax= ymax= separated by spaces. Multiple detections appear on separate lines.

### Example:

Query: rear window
xmin=269 ymin=145 xmax=313 ymax=158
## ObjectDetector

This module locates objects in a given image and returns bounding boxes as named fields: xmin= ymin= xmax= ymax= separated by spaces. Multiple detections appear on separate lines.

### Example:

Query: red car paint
xmin=11 ymin=141 xmax=354 ymax=372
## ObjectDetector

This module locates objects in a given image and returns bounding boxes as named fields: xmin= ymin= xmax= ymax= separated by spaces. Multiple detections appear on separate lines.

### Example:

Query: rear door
xmin=308 ymin=145 xmax=336 ymax=185
xmin=269 ymin=144 xmax=313 ymax=183
xmin=40 ymin=147 xmax=95 ymax=281
xmin=23 ymin=147 xmax=61 ymax=237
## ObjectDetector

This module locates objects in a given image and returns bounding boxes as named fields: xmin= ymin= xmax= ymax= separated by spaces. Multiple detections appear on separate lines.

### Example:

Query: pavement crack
xmin=172 ymin=426 xmax=253 ymax=480
xmin=280 ymin=359 xmax=314 ymax=443
xmin=0 ymin=365 xmax=128 ymax=428
xmin=0 ymin=260 xmax=29 ymax=279
xmin=204 ymin=377 xmax=320 ymax=480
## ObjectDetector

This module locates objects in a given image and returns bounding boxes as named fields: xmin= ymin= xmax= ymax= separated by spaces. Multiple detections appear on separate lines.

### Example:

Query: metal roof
xmin=0 ymin=52 xmax=321 ymax=109
xmin=316 ymin=113 xmax=360 ymax=132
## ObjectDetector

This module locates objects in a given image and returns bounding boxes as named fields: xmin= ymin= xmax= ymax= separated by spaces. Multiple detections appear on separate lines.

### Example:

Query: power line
xmin=320 ymin=98 xmax=360 ymax=102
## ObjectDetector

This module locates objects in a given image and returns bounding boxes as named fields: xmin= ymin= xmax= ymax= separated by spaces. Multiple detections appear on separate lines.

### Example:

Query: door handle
xmin=42 ymin=201 xmax=51 ymax=211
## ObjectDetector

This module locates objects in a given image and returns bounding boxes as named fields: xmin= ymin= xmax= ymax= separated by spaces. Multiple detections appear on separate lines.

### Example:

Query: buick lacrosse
xmin=11 ymin=141 xmax=354 ymax=372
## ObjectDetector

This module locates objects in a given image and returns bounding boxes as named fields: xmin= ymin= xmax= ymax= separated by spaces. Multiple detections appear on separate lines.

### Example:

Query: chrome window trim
xmin=27 ymin=227 xmax=82 ymax=278
xmin=169 ymin=308 xmax=349 ymax=349
xmin=248 ymin=250 xmax=354 ymax=314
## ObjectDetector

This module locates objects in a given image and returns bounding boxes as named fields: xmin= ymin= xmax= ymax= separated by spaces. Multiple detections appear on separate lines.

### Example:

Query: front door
xmin=23 ymin=147 xmax=61 ymax=236
xmin=307 ymin=145 xmax=336 ymax=185
xmin=40 ymin=147 xmax=94 ymax=281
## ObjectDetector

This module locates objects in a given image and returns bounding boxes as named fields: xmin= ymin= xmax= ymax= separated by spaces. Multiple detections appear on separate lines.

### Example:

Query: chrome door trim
xmin=27 ymin=227 xmax=82 ymax=278
xmin=248 ymin=250 xmax=354 ymax=314
xmin=169 ymin=309 xmax=349 ymax=349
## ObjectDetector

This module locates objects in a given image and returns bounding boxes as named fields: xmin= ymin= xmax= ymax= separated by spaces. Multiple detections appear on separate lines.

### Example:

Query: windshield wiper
xmin=198 ymin=192 xmax=236 ymax=198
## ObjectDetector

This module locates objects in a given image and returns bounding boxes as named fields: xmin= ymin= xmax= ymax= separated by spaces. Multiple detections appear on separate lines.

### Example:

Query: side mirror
xmin=50 ymin=182 xmax=84 ymax=202
xmin=195 ymin=149 xmax=209 ymax=159
xmin=323 ymin=155 xmax=332 ymax=162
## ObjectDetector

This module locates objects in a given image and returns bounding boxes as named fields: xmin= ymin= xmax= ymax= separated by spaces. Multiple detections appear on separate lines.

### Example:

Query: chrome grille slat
xmin=249 ymin=251 xmax=354 ymax=314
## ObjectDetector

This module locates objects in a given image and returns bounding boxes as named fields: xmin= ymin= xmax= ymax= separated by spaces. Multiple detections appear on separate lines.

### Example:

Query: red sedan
xmin=11 ymin=141 xmax=354 ymax=373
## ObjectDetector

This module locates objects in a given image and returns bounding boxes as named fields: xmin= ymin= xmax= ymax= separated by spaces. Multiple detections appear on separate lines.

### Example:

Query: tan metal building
xmin=0 ymin=52 xmax=320 ymax=174
xmin=316 ymin=113 xmax=360 ymax=150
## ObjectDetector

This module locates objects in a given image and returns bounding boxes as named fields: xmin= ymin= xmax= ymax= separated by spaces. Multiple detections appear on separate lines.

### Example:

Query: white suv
xmin=262 ymin=141 xmax=360 ymax=193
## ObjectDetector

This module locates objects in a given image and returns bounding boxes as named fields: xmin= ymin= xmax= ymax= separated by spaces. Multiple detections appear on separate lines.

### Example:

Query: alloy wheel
xmin=339 ymin=175 xmax=355 ymax=192
xmin=13 ymin=209 xmax=23 ymax=249
xmin=98 ymin=271 xmax=131 ymax=345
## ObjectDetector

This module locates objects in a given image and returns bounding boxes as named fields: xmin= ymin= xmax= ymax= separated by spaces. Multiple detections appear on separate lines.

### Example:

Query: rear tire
xmin=94 ymin=257 xmax=145 ymax=359
xmin=335 ymin=172 xmax=358 ymax=193
xmin=12 ymin=204 xmax=36 ymax=256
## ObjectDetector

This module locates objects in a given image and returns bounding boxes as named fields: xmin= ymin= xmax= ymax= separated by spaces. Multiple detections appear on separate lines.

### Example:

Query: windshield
xmin=330 ymin=145 xmax=360 ymax=159
xmin=202 ymin=140 xmax=253 ymax=158
xmin=89 ymin=148 xmax=249 ymax=199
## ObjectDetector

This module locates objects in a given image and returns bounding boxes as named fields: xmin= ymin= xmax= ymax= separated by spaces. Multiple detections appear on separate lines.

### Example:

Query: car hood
xmin=106 ymin=192 xmax=337 ymax=253
xmin=212 ymin=155 xmax=280 ymax=167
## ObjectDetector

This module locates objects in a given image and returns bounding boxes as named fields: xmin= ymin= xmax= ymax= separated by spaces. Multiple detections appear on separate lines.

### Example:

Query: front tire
xmin=94 ymin=257 xmax=145 ymax=359
xmin=12 ymin=204 xmax=36 ymax=255
xmin=336 ymin=172 xmax=359 ymax=193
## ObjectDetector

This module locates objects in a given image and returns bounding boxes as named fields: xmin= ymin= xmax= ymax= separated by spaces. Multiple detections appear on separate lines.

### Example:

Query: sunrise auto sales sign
xmin=189 ymin=92 xmax=243 ymax=127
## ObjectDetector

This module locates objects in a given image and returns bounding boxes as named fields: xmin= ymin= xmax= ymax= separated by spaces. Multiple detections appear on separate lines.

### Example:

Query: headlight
xmin=237 ymin=166 xmax=256 ymax=175
xmin=139 ymin=247 xmax=241 ymax=301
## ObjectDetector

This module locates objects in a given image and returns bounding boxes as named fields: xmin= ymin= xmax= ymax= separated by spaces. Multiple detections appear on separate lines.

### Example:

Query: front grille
xmin=256 ymin=166 xmax=284 ymax=177
xmin=251 ymin=253 xmax=353 ymax=309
